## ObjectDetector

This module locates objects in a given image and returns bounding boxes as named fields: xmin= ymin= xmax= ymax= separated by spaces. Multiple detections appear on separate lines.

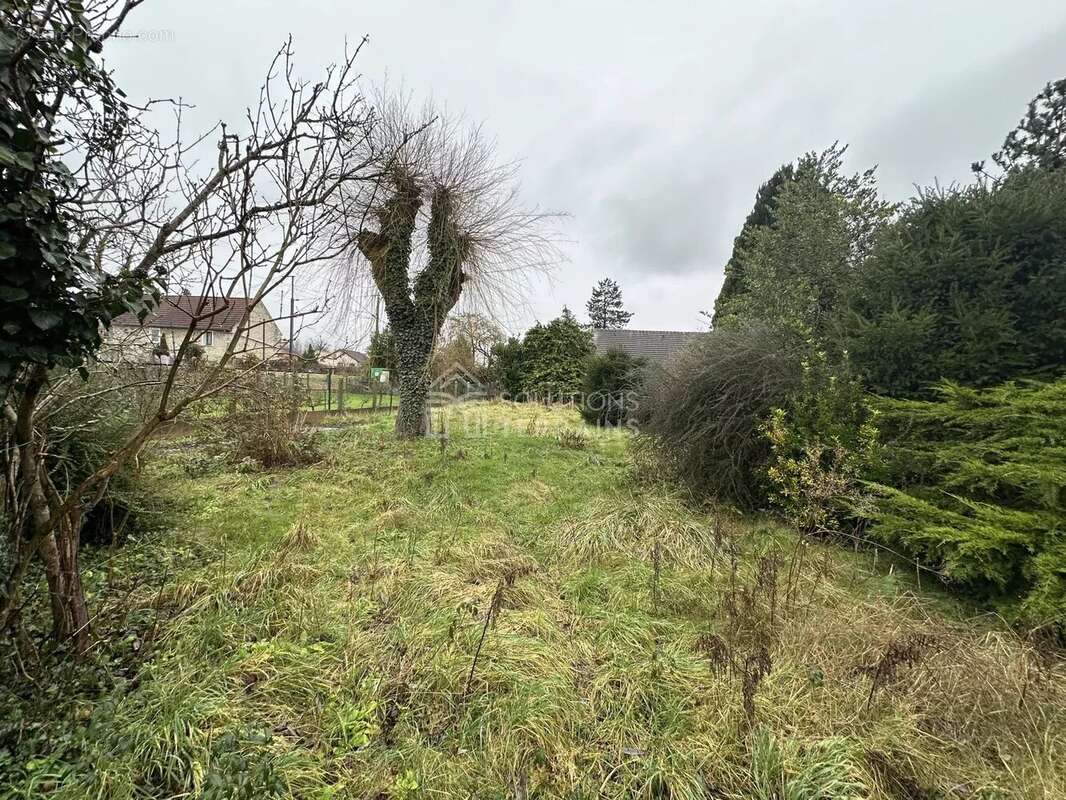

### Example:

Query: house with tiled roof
xmin=107 ymin=294 xmax=284 ymax=363
xmin=592 ymin=329 xmax=704 ymax=364
xmin=319 ymin=348 xmax=368 ymax=371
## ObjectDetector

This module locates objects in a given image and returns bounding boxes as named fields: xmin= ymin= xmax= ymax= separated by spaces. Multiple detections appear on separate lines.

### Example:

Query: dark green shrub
xmin=520 ymin=310 xmax=593 ymax=399
xmin=485 ymin=310 xmax=594 ymax=401
xmin=863 ymin=378 xmax=1066 ymax=628
xmin=633 ymin=323 xmax=803 ymax=507
xmin=580 ymin=350 xmax=644 ymax=427
xmin=836 ymin=169 xmax=1066 ymax=396
xmin=487 ymin=337 xmax=525 ymax=398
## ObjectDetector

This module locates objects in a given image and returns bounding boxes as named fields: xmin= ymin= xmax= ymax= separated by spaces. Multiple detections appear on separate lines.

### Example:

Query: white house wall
xmin=104 ymin=304 xmax=285 ymax=364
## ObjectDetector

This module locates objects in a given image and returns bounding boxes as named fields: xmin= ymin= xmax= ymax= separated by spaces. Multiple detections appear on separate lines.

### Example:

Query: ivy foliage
xmin=864 ymin=379 xmax=1066 ymax=627
xmin=0 ymin=1 xmax=159 ymax=382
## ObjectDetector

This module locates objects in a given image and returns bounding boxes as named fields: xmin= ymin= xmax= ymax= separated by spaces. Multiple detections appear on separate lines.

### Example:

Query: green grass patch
xmin=3 ymin=403 xmax=1065 ymax=799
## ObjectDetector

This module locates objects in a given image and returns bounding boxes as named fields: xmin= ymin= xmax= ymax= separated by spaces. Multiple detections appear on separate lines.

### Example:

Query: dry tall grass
xmin=32 ymin=403 xmax=1066 ymax=799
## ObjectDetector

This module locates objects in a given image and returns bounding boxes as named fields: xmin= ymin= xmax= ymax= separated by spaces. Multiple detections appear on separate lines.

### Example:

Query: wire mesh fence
xmin=258 ymin=369 xmax=395 ymax=412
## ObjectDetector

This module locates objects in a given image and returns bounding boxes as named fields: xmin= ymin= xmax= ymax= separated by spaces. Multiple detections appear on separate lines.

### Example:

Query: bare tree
xmin=335 ymin=95 xmax=559 ymax=438
xmin=1 ymin=0 xmax=388 ymax=655
xmin=446 ymin=311 xmax=506 ymax=368
xmin=429 ymin=311 xmax=505 ymax=382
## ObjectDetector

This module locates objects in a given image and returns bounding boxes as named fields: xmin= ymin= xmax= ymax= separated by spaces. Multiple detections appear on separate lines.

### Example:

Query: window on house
xmin=202 ymin=331 xmax=213 ymax=346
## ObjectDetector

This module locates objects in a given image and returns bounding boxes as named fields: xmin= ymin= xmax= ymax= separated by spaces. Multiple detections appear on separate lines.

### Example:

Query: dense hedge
xmin=864 ymin=379 xmax=1066 ymax=627
xmin=837 ymin=168 xmax=1066 ymax=396
xmin=488 ymin=311 xmax=592 ymax=399
xmin=643 ymin=81 xmax=1066 ymax=628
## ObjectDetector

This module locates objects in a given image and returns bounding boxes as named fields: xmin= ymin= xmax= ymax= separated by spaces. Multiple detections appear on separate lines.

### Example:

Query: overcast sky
xmin=106 ymin=1 xmax=1066 ymax=342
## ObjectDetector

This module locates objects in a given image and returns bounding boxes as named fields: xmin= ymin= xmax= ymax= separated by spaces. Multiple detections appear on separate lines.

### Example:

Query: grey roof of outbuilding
xmin=592 ymin=329 xmax=705 ymax=363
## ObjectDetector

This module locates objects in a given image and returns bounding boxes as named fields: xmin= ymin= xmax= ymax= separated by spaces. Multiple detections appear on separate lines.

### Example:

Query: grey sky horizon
xmin=106 ymin=1 xmax=1066 ymax=344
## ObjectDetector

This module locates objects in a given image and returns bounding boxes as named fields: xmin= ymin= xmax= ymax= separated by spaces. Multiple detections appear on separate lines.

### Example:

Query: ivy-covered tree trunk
xmin=357 ymin=172 xmax=467 ymax=439
xmin=393 ymin=320 xmax=435 ymax=438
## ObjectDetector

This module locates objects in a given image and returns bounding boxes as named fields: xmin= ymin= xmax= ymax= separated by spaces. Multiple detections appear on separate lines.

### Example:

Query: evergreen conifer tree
xmin=991 ymin=77 xmax=1066 ymax=173
xmin=712 ymin=163 xmax=795 ymax=327
xmin=586 ymin=278 xmax=633 ymax=329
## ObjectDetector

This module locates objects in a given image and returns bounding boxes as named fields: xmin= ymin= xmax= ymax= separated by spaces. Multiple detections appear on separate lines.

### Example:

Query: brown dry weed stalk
xmin=462 ymin=564 xmax=535 ymax=698
xmin=741 ymin=636 xmax=773 ymax=728
xmin=860 ymin=632 xmax=940 ymax=710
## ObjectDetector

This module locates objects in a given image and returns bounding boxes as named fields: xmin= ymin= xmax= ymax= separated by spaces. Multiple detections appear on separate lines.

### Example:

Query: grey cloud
xmin=597 ymin=159 xmax=729 ymax=277
xmin=854 ymin=21 xmax=1066 ymax=201
xmin=106 ymin=0 xmax=1066 ymax=335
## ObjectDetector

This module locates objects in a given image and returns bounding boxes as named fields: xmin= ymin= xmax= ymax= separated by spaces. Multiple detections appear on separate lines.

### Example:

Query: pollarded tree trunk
xmin=394 ymin=323 xmax=435 ymax=438
xmin=357 ymin=172 xmax=467 ymax=439
xmin=395 ymin=371 xmax=430 ymax=438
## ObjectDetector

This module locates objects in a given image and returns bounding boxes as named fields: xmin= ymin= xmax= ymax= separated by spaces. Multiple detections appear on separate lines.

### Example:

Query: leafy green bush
xmin=633 ymin=323 xmax=803 ymax=507
xmin=863 ymin=378 xmax=1066 ymax=628
xmin=580 ymin=350 xmax=644 ymax=427
xmin=487 ymin=336 xmax=525 ymax=398
xmin=519 ymin=310 xmax=593 ymax=399
xmin=763 ymin=355 xmax=877 ymax=533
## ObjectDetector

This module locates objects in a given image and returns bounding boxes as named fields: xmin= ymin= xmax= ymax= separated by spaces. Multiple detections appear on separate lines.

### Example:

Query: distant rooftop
xmin=323 ymin=348 xmax=367 ymax=363
xmin=592 ymin=329 xmax=705 ymax=363
xmin=112 ymin=295 xmax=262 ymax=332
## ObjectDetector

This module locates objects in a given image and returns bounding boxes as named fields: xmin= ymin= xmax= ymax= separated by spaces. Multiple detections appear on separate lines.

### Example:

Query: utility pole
xmin=277 ymin=288 xmax=284 ymax=364
xmin=289 ymin=275 xmax=296 ymax=366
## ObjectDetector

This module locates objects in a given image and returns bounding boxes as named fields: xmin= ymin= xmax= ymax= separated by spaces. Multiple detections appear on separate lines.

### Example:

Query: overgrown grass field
xmin=7 ymin=403 xmax=1065 ymax=799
